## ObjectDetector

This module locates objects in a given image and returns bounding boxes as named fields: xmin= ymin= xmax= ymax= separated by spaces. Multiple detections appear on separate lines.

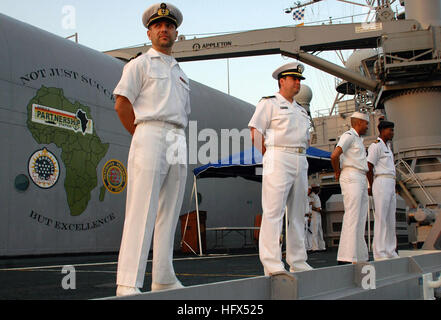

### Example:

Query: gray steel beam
xmin=99 ymin=252 xmax=441 ymax=300
xmin=103 ymin=20 xmax=420 ymax=91
xmin=100 ymin=276 xmax=271 ymax=300
xmin=104 ymin=20 xmax=419 ymax=61
xmin=293 ymin=51 xmax=379 ymax=91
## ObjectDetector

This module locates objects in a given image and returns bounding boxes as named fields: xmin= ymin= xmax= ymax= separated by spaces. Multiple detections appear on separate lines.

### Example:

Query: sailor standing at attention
xmin=367 ymin=121 xmax=399 ymax=261
xmin=249 ymin=62 xmax=313 ymax=275
xmin=330 ymin=112 xmax=370 ymax=264
xmin=305 ymin=186 xmax=314 ymax=251
xmin=113 ymin=3 xmax=190 ymax=296
xmin=310 ymin=184 xmax=326 ymax=252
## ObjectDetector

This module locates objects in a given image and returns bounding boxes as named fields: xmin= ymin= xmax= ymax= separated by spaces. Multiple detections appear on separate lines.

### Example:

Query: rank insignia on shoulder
xmin=179 ymin=76 xmax=188 ymax=85
xmin=280 ymin=106 xmax=288 ymax=109
xmin=129 ymin=52 xmax=143 ymax=61
xmin=260 ymin=95 xmax=275 ymax=100
xmin=344 ymin=132 xmax=352 ymax=135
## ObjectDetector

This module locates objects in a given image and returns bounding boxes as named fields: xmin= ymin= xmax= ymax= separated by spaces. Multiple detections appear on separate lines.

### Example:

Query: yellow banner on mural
xmin=31 ymin=104 xmax=93 ymax=135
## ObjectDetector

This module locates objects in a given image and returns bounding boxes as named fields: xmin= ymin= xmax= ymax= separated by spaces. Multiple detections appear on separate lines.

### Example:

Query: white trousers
xmin=337 ymin=168 xmax=369 ymax=263
xmin=311 ymin=211 xmax=326 ymax=251
xmin=259 ymin=149 xmax=308 ymax=275
xmin=117 ymin=121 xmax=187 ymax=288
xmin=372 ymin=176 xmax=398 ymax=259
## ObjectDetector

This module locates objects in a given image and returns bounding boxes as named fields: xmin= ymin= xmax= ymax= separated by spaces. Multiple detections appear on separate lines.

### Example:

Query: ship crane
xmin=105 ymin=2 xmax=440 ymax=101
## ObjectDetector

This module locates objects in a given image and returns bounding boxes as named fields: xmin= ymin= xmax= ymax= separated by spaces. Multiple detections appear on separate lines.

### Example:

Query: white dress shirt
xmin=248 ymin=93 xmax=310 ymax=149
xmin=367 ymin=138 xmax=396 ymax=176
xmin=337 ymin=128 xmax=368 ymax=172
xmin=113 ymin=48 xmax=191 ymax=128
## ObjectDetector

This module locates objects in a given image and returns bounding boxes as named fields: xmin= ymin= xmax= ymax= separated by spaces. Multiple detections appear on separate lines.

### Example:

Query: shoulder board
xmin=260 ymin=95 xmax=276 ymax=101
xmin=344 ymin=132 xmax=352 ymax=136
xmin=129 ymin=52 xmax=143 ymax=61
xmin=375 ymin=140 xmax=380 ymax=143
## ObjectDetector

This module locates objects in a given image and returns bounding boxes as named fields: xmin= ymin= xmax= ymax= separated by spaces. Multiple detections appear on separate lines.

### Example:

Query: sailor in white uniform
xmin=310 ymin=184 xmax=326 ymax=251
xmin=305 ymin=187 xmax=313 ymax=251
xmin=330 ymin=112 xmax=370 ymax=264
xmin=249 ymin=62 xmax=313 ymax=275
xmin=113 ymin=3 xmax=190 ymax=296
xmin=304 ymin=215 xmax=313 ymax=251
xmin=367 ymin=121 xmax=399 ymax=260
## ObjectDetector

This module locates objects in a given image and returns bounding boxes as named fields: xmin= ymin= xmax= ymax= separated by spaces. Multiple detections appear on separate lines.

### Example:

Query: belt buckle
xmin=298 ymin=147 xmax=305 ymax=154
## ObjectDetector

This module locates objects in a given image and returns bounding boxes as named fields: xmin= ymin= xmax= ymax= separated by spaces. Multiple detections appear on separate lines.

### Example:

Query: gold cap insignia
xmin=158 ymin=3 xmax=170 ymax=16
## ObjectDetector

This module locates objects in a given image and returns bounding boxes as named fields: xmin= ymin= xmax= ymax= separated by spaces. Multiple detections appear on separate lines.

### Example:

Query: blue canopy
xmin=193 ymin=147 xmax=331 ymax=182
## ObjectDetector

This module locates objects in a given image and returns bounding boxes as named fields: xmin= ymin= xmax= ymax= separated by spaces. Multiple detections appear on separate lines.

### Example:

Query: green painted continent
xmin=26 ymin=86 xmax=109 ymax=216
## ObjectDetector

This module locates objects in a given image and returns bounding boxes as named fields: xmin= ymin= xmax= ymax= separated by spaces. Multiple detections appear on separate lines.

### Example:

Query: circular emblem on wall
xmin=102 ymin=159 xmax=127 ymax=194
xmin=28 ymin=148 xmax=60 ymax=189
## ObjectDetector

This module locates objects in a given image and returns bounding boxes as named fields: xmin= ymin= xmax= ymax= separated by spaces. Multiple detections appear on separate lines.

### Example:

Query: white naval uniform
xmin=113 ymin=48 xmax=191 ymax=288
xmin=367 ymin=138 xmax=398 ymax=260
xmin=305 ymin=199 xmax=313 ymax=251
xmin=304 ymin=213 xmax=312 ymax=251
xmin=248 ymin=93 xmax=310 ymax=275
xmin=336 ymin=128 xmax=369 ymax=263
xmin=310 ymin=192 xmax=326 ymax=251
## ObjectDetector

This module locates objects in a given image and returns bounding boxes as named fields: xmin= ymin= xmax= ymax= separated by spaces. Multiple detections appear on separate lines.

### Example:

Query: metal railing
xmin=396 ymin=159 xmax=437 ymax=204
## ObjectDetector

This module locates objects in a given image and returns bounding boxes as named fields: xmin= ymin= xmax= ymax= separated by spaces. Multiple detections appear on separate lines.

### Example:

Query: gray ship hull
xmin=0 ymin=13 xmax=261 ymax=256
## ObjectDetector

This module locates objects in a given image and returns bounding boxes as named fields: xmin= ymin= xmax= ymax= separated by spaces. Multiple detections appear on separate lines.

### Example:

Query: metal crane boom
xmin=104 ymin=20 xmax=419 ymax=92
